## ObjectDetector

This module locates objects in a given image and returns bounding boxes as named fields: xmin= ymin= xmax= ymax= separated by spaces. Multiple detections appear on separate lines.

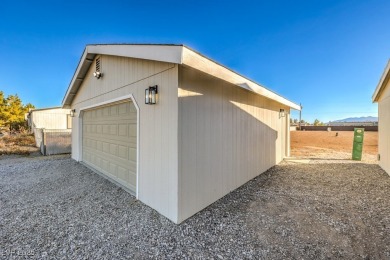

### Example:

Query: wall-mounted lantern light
xmin=280 ymin=109 xmax=285 ymax=118
xmin=70 ymin=109 xmax=76 ymax=117
xmin=145 ymin=85 xmax=158 ymax=105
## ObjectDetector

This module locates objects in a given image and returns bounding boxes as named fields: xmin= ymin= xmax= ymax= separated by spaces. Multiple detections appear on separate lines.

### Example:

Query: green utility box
xmin=352 ymin=128 xmax=364 ymax=161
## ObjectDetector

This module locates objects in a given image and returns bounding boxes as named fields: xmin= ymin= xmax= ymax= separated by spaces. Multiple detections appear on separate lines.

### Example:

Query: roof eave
xmin=372 ymin=59 xmax=390 ymax=103
xmin=62 ymin=47 xmax=95 ymax=107
xmin=181 ymin=46 xmax=301 ymax=110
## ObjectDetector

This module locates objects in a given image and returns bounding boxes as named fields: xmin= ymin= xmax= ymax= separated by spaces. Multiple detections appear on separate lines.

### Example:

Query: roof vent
xmin=93 ymin=56 xmax=102 ymax=79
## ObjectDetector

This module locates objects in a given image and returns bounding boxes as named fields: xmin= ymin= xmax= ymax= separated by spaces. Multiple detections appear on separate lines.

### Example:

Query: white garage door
xmin=82 ymin=101 xmax=137 ymax=194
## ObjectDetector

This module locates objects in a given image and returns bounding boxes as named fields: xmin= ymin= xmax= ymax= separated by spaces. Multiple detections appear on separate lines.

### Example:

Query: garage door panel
xmin=84 ymin=121 xmax=134 ymax=133
xmin=83 ymin=146 xmax=134 ymax=170
xmin=110 ymin=106 xmax=117 ymax=115
xmin=84 ymin=116 xmax=136 ymax=122
xmin=82 ymin=101 xmax=137 ymax=194
xmin=118 ymin=124 xmax=128 ymax=136
xmin=83 ymin=105 xmax=135 ymax=118
xmin=109 ymin=143 xmax=118 ymax=156
xmin=83 ymin=149 xmax=136 ymax=188
xmin=84 ymin=133 xmax=136 ymax=146
xmin=129 ymin=137 xmax=137 ymax=145
xmin=118 ymin=145 xmax=128 ymax=159
xmin=129 ymin=148 xmax=137 ymax=162
xmin=129 ymin=125 xmax=137 ymax=137
xmin=85 ymin=153 xmax=136 ymax=192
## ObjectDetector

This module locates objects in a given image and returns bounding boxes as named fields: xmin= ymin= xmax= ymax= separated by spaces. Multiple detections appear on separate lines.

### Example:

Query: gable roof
xmin=373 ymin=59 xmax=390 ymax=102
xmin=62 ymin=44 xmax=301 ymax=110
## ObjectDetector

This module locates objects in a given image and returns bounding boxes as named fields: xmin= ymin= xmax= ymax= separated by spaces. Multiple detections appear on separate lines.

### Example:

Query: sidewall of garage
xmin=378 ymin=83 xmax=390 ymax=175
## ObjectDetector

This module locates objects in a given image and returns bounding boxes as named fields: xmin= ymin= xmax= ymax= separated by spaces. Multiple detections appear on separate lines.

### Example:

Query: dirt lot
xmin=1 ymin=155 xmax=389 ymax=259
xmin=0 ymin=133 xmax=39 ymax=156
xmin=291 ymin=131 xmax=378 ymax=162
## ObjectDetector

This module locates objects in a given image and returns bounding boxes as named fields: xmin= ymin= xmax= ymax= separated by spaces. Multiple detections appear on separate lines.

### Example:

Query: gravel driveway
xmin=1 ymin=155 xmax=390 ymax=259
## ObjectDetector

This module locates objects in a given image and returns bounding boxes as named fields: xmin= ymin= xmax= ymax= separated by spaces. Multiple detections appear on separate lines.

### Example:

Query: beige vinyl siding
xmin=71 ymin=55 xmax=179 ymax=223
xmin=82 ymin=101 xmax=137 ymax=193
xmin=178 ymin=66 xmax=289 ymax=222
xmin=378 ymin=80 xmax=390 ymax=174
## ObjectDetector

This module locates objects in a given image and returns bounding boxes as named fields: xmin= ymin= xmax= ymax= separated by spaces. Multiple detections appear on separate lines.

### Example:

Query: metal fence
xmin=300 ymin=125 xmax=378 ymax=132
xmin=34 ymin=129 xmax=72 ymax=155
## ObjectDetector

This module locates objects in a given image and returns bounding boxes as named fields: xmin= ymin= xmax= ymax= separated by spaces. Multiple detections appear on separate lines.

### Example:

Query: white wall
xmin=177 ymin=66 xmax=290 ymax=222
xmin=378 ymin=80 xmax=390 ymax=175
xmin=71 ymin=55 xmax=179 ymax=223
xmin=30 ymin=108 xmax=71 ymax=130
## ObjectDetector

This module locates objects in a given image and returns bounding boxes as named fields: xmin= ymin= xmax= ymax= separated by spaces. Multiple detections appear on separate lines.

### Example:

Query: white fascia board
xmin=372 ymin=59 xmax=390 ymax=102
xmin=62 ymin=48 xmax=92 ymax=107
xmin=86 ymin=44 xmax=183 ymax=64
xmin=181 ymin=47 xmax=301 ymax=110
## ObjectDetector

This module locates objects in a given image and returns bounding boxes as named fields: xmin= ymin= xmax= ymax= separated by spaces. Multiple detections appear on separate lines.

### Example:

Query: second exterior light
xmin=145 ymin=85 xmax=158 ymax=105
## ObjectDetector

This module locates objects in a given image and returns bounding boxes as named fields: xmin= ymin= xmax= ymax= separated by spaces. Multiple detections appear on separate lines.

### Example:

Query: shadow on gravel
xmin=1 ymin=157 xmax=389 ymax=259
xmin=298 ymin=157 xmax=352 ymax=161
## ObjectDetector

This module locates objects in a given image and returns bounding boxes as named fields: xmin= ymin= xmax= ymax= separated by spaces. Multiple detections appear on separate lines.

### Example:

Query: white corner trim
xmin=130 ymin=94 xmax=140 ymax=200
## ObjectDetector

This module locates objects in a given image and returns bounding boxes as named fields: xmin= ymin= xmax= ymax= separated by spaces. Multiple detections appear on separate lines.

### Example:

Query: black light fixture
xmin=145 ymin=85 xmax=158 ymax=105
xmin=280 ymin=109 xmax=285 ymax=118
xmin=70 ymin=109 xmax=76 ymax=117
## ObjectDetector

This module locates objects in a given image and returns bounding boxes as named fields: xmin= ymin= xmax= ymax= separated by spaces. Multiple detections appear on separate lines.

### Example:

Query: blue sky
xmin=1 ymin=0 xmax=389 ymax=123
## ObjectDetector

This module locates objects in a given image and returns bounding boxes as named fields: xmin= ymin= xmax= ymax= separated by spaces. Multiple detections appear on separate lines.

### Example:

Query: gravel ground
xmin=1 ymin=155 xmax=390 ymax=259
xmin=287 ymin=150 xmax=378 ymax=164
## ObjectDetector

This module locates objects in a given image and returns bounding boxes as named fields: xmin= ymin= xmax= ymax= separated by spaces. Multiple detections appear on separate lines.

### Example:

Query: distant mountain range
xmin=332 ymin=116 xmax=378 ymax=123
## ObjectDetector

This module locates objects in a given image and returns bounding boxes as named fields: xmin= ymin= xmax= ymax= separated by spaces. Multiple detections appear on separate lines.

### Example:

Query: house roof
xmin=373 ymin=59 xmax=390 ymax=102
xmin=62 ymin=44 xmax=301 ymax=110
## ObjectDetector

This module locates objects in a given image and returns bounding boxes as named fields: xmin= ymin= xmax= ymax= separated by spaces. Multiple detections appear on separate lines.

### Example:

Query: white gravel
xmin=1 ymin=155 xmax=390 ymax=259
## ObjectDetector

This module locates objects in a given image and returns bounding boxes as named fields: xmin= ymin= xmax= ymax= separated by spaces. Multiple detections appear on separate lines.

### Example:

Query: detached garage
xmin=373 ymin=60 xmax=390 ymax=175
xmin=62 ymin=44 xmax=300 ymax=223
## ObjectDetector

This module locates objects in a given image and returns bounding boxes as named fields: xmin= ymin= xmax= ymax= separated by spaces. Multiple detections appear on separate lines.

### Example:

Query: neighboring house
xmin=27 ymin=107 xmax=72 ymax=147
xmin=62 ymin=44 xmax=301 ymax=224
xmin=373 ymin=60 xmax=390 ymax=175
xmin=27 ymin=107 xmax=72 ymax=131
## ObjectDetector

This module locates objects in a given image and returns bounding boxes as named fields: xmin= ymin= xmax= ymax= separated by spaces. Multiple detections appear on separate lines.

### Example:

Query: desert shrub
xmin=9 ymin=121 xmax=29 ymax=132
